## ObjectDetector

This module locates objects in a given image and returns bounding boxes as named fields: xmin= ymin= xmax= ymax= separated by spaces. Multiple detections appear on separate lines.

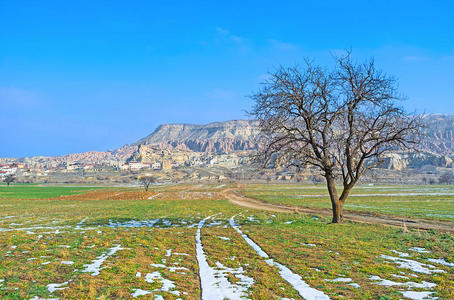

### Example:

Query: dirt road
xmin=223 ymin=188 xmax=454 ymax=233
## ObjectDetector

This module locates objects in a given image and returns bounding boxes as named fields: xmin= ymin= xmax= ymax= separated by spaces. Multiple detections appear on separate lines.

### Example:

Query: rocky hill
xmin=421 ymin=114 xmax=454 ymax=156
xmin=133 ymin=115 xmax=454 ymax=155
xmin=4 ymin=115 xmax=454 ymax=170
xmin=134 ymin=120 xmax=260 ymax=153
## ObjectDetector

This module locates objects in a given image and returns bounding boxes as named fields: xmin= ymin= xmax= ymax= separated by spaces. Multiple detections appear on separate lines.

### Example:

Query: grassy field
xmin=0 ymin=184 xmax=105 ymax=199
xmin=241 ymin=184 xmax=454 ymax=221
xmin=0 ymin=184 xmax=453 ymax=299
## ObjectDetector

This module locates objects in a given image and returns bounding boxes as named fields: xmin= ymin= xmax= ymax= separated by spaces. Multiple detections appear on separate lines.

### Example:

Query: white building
xmin=129 ymin=162 xmax=149 ymax=170
xmin=152 ymin=162 xmax=162 ymax=170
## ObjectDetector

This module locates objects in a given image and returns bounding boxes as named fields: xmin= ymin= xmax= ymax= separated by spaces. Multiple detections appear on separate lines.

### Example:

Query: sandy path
xmin=222 ymin=188 xmax=454 ymax=233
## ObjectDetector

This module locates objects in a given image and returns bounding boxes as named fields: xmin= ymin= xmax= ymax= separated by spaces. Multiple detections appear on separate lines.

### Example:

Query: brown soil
xmin=223 ymin=188 xmax=454 ymax=233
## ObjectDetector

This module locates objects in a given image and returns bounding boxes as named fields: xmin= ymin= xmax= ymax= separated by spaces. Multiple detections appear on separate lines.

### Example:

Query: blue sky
xmin=1 ymin=0 xmax=453 ymax=157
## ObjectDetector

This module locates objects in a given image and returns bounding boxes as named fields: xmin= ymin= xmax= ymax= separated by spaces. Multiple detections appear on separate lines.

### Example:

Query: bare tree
xmin=4 ymin=174 xmax=16 ymax=187
xmin=251 ymin=52 xmax=421 ymax=223
xmin=139 ymin=176 xmax=155 ymax=191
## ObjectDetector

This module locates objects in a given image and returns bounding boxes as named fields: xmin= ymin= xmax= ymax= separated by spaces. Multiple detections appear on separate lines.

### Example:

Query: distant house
xmin=152 ymin=162 xmax=162 ymax=170
xmin=129 ymin=162 xmax=148 ymax=170
xmin=119 ymin=164 xmax=129 ymax=171
xmin=66 ymin=164 xmax=80 ymax=171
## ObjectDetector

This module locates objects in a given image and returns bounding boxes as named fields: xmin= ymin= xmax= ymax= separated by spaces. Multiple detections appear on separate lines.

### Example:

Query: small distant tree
xmin=439 ymin=172 xmax=454 ymax=185
xmin=139 ymin=176 xmax=155 ymax=191
xmin=4 ymin=174 xmax=16 ymax=187
xmin=251 ymin=52 xmax=421 ymax=223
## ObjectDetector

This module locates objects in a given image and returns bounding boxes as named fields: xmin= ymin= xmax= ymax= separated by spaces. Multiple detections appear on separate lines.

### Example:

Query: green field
xmin=241 ymin=184 xmax=454 ymax=221
xmin=0 ymin=184 xmax=453 ymax=299
xmin=0 ymin=184 xmax=105 ymax=199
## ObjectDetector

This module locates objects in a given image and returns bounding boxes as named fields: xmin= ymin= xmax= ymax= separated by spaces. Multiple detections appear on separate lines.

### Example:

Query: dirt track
xmin=223 ymin=188 xmax=454 ymax=233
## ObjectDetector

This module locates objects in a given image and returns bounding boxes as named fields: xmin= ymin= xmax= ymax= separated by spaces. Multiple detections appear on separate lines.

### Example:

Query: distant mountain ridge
xmin=3 ymin=115 xmax=454 ymax=165
xmin=134 ymin=119 xmax=260 ymax=153
xmin=133 ymin=115 xmax=454 ymax=156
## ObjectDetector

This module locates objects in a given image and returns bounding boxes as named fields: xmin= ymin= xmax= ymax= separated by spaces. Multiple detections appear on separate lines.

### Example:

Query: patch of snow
xmin=349 ymin=283 xmax=360 ymax=288
xmin=427 ymin=258 xmax=454 ymax=267
xmin=136 ymin=272 xmax=141 ymax=277
xmin=408 ymin=247 xmax=430 ymax=253
xmin=326 ymin=277 xmax=352 ymax=283
xmin=82 ymin=244 xmax=126 ymax=276
xmin=61 ymin=261 xmax=74 ymax=265
xmin=144 ymin=271 xmax=180 ymax=296
xmin=108 ymin=219 xmax=159 ymax=228
xmin=75 ymin=217 xmax=88 ymax=229
xmin=391 ymin=274 xmax=409 ymax=279
xmin=131 ymin=288 xmax=151 ymax=297
xmin=391 ymin=250 xmax=411 ymax=257
xmin=148 ymin=193 xmax=162 ymax=200
xmin=230 ymin=216 xmax=329 ymax=300
xmin=400 ymin=291 xmax=437 ymax=300
xmin=196 ymin=215 xmax=253 ymax=299
xmin=47 ymin=281 xmax=69 ymax=293
xmin=248 ymin=216 xmax=259 ymax=223
xmin=218 ymin=236 xmax=230 ymax=241
xmin=380 ymin=255 xmax=444 ymax=274
xmin=150 ymin=263 xmax=188 ymax=273
xmin=165 ymin=249 xmax=172 ymax=257
xmin=301 ymin=243 xmax=316 ymax=247
xmin=284 ymin=221 xmax=293 ymax=224
xmin=369 ymin=275 xmax=436 ymax=288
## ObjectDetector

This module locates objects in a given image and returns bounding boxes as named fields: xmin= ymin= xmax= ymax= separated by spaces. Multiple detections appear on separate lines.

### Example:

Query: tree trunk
xmin=325 ymin=175 xmax=343 ymax=223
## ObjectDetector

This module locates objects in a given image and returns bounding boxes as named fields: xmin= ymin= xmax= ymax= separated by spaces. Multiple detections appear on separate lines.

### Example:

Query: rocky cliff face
xmin=134 ymin=120 xmax=260 ymax=153
xmin=134 ymin=115 xmax=454 ymax=155
xmin=421 ymin=114 xmax=454 ymax=156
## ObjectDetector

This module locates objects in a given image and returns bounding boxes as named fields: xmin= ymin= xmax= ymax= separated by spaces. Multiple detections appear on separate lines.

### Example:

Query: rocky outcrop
xmin=134 ymin=120 xmax=260 ymax=153
xmin=383 ymin=152 xmax=453 ymax=170
xmin=421 ymin=114 xmax=454 ymax=156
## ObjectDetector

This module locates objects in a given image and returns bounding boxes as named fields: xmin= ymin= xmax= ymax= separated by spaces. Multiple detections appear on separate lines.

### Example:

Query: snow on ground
xmin=131 ymin=288 xmax=151 ymax=297
xmin=144 ymin=271 xmax=180 ymax=296
xmin=75 ymin=217 xmax=88 ymax=229
xmin=369 ymin=275 xmax=436 ymax=288
xmin=82 ymin=245 xmax=126 ymax=276
xmin=409 ymin=247 xmax=430 ymax=254
xmin=148 ymin=193 xmax=162 ymax=200
xmin=196 ymin=215 xmax=254 ymax=299
xmin=61 ymin=260 xmax=74 ymax=265
xmin=391 ymin=250 xmax=411 ymax=257
xmin=325 ymin=277 xmax=352 ymax=283
xmin=380 ymin=255 xmax=445 ymax=274
xmin=108 ymin=219 xmax=159 ymax=228
xmin=230 ymin=216 xmax=330 ymax=300
xmin=47 ymin=281 xmax=69 ymax=293
xmin=400 ymin=291 xmax=438 ymax=300
xmin=218 ymin=236 xmax=230 ymax=241
xmin=149 ymin=263 xmax=189 ymax=273
xmin=427 ymin=258 xmax=454 ymax=267
xmin=297 ymin=192 xmax=454 ymax=198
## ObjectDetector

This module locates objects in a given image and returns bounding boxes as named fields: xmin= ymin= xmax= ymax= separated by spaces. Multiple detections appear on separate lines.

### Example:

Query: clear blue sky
xmin=1 ymin=0 xmax=453 ymax=157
